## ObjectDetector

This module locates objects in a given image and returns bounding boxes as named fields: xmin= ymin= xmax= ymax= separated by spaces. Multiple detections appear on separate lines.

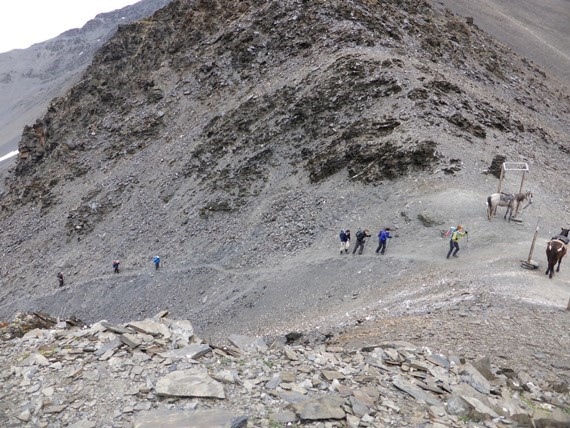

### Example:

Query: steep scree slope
xmin=0 ymin=0 xmax=568 ymax=343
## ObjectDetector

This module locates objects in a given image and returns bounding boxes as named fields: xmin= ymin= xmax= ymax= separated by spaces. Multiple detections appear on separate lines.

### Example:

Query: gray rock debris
xmin=0 ymin=312 xmax=568 ymax=427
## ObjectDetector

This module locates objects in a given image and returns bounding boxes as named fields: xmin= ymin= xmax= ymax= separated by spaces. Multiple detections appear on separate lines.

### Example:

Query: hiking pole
xmin=521 ymin=216 xmax=540 ymax=270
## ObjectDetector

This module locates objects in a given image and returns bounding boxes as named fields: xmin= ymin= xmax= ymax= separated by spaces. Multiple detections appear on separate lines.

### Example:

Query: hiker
xmin=339 ymin=229 xmax=351 ymax=254
xmin=446 ymin=225 xmax=468 ymax=259
xmin=352 ymin=228 xmax=371 ymax=255
xmin=57 ymin=272 xmax=64 ymax=287
xmin=153 ymin=255 xmax=160 ymax=270
xmin=375 ymin=227 xmax=392 ymax=255
xmin=112 ymin=260 xmax=120 ymax=274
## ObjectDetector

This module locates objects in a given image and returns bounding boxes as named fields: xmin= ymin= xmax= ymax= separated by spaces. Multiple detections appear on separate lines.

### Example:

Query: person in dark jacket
xmin=339 ymin=229 xmax=351 ymax=254
xmin=352 ymin=228 xmax=371 ymax=255
xmin=57 ymin=272 xmax=64 ymax=287
xmin=112 ymin=260 xmax=120 ymax=274
xmin=375 ymin=227 xmax=392 ymax=255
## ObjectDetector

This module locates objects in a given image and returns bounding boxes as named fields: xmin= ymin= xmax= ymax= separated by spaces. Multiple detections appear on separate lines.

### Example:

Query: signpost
xmin=497 ymin=162 xmax=530 ymax=220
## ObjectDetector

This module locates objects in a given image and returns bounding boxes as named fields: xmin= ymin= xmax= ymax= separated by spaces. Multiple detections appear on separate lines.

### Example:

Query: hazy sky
xmin=0 ymin=0 xmax=140 ymax=54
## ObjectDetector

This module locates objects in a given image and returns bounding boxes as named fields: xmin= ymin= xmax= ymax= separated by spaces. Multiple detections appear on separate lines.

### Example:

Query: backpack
xmin=339 ymin=230 xmax=347 ymax=241
xmin=444 ymin=226 xmax=457 ymax=238
xmin=356 ymin=230 xmax=365 ymax=241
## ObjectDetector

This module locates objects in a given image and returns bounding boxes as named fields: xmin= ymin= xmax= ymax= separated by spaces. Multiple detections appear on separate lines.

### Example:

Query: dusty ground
xmin=3 ymin=166 xmax=569 ymax=386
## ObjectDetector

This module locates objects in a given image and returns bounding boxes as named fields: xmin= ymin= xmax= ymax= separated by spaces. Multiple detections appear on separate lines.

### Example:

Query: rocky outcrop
xmin=0 ymin=0 xmax=173 ymax=157
xmin=0 ymin=312 xmax=568 ymax=427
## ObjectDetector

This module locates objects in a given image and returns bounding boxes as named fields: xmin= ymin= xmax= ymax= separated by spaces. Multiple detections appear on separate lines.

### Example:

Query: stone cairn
xmin=0 ymin=312 xmax=568 ymax=427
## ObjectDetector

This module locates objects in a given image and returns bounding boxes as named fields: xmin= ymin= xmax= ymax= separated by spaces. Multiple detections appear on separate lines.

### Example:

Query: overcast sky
xmin=0 ymin=0 xmax=140 ymax=54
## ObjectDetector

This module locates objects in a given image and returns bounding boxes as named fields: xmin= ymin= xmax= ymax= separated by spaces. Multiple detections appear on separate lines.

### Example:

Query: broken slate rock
xmin=128 ymin=319 xmax=171 ymax=338
xmin=155 ymin=367 xmax=225 ymax=399
xmin=393 ymin=375 xmax=442 ymax=407
xmin=134 ymin=408 xmax=243 ymax=428
xmin=94 ymin=338 xmax=123 ymax=356
xmin=158 ymin=344 xmax=211 ymax=360
xmin=291 ymin=395 xmax=346 ymax=420
xmin=227 ymin=334 xmax=268 ymax=353
xmin=460 ymin=363 xmax=491 ymax=394
xmin=100 ymin=321 xmax=135 ymax=335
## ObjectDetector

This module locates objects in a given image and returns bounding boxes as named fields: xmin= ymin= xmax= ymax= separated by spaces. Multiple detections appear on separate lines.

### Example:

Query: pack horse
xmin=486 ymin=191 xmax=533 ymax=221
xmin=545 ymin=228 xmax=569 ymax=279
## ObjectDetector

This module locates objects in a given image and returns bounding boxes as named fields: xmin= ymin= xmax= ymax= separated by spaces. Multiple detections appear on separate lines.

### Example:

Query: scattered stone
xmin=155 ymin=368 xmax=225 ymax=399
xmin=16 ymin=409 xmax=32 ymax=422
xmin=100 ymin=321 xmax=135 ymax=335
xmin=127 ymin=319 xmax=171 ymax=338
xmin=291 ymin=395 xmax=346 ymax=420
xmin=393 ymin=375 xmax=442 ymax=407
xmin=158 ymin=344 xmax=211 ymax=360
xmin=227 ymin=334 xmax=268 ymax=353
xmin=134 ymin=408 xmax=242 ymax=428
xmin=94 ymin=338 xmax=123 ymax=356
xmin=460 ymin=362 xmax=491 ymax=394
xmin=0 ymin=312 xmax=566 ymax=427
xmin=120 ymin=333 xmax=142 ymax=348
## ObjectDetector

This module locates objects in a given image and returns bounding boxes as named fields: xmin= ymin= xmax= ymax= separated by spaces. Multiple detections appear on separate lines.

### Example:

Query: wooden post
xmin=497 ymin=163 xmax=505 ymax=193
xmin=526 ymin=218 xmax=540 ymax=263
xmin=521 ymin=217 xmax=540 ymax=269
xmin=519 ymin=170 xmax=526 ymax=194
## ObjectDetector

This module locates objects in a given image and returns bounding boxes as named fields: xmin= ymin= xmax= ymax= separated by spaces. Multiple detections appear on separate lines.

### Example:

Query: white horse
xmin=486 ymin=191 xmax=532 ymax=221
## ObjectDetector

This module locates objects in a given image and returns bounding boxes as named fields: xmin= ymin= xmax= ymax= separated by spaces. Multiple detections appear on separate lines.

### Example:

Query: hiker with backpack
xmin=375 ymin=227 xmax=392 ymax=255
xmin=352 ymin=228 xmax=371 ymax=255
xmin=446 ymin=225 xmax=468 ymax=259
xmin=153 ymin=255 xmax=161 ymax=270
xmin=339 ymin=229 xmax=351 ymax=254
xmin=112 ymin=260 xmax=120 ymax=274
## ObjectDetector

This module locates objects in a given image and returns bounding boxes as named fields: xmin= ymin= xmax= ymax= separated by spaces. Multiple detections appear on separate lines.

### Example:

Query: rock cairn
xmin=0 ymin=312 xmax=568 ymax=427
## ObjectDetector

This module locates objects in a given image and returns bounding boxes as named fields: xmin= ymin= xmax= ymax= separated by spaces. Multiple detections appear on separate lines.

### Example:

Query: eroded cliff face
xmin=0 ymin=0 xmax=173 ymax=156
xmin=0 ymin=0 xmax=568 ymax=333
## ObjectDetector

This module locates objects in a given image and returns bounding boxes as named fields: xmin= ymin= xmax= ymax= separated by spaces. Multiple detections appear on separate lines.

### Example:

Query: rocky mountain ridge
xmin=0 ymin=0 xmax=172 ymax=158
xmin=0 ymin=0 xmax=567 ymax=325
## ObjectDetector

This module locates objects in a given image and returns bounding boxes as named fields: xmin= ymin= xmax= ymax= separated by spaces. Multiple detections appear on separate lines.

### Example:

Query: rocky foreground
xmin=0 ymin=312 xmax=568 ymax=427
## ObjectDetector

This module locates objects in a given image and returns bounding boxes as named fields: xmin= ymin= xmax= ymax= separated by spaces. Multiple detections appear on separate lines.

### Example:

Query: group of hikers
xmin=56 ymin=226 xmax=470 ymax=286
xmin=339 ymin=227 xmax=393 ymax=255
xmin=339 ymin=224 xmax=469 ymax=259
xmin=57 ymin=256 xmax=162 ymax=286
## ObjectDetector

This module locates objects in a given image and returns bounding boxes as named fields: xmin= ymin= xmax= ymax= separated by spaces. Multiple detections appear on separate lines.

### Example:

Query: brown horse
xmin=545 ymin=227 xmax=569 ymax=279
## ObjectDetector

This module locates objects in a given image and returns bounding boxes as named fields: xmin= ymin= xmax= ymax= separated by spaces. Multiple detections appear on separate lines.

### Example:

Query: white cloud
xmin=0 ymin=0 xmax=140 ymax=54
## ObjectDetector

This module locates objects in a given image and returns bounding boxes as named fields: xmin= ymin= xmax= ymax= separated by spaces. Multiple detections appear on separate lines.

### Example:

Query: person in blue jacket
xmin=375 ymin=227 xmax=392 ymax=255
xmin=153 ymin=255 xmax=160 ymax=270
